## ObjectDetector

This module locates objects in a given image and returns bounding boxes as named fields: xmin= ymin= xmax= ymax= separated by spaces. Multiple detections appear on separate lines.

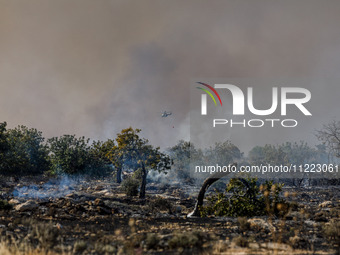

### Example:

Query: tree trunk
xmin=139 ymin=164 xmax=147 ymax=199
xmin=188 ymin=163 xmax=237 ymax=217
xmin=116 ymin=166 xmax=122 ymax=183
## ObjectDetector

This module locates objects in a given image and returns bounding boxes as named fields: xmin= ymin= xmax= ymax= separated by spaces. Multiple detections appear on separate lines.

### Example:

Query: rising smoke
xmin=0 ymin=0 xmax=339 ymax=152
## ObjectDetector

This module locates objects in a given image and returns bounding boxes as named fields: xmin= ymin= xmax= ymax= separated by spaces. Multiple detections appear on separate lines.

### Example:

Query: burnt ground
xmin=0 ymin=176 xmax=339 ymax=254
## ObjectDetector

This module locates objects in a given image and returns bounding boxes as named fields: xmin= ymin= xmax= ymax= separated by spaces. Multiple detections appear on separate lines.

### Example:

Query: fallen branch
xmin=187 ymin=162 xmax=237 ymax=217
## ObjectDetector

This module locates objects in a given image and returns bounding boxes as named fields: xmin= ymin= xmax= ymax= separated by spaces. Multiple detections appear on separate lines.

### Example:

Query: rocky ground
xmin=0 ymin=176 xmax=339 ymax=254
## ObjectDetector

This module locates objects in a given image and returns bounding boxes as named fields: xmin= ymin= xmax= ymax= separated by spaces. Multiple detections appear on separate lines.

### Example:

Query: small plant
xmin=121 ymin=177 xmax=139 ymax=197
xmin=237 ymin=217 xmax=250 ymax=232
xmin=148 ymin=197 xmax=173 ymax=213
xmin=200 ymin=178 xmax=289 ymax=217
xmin=323 ymin=220 xmax=340 ymax=244
xmin=0 ymin=200 xmax=12 ymax=210
xmin=168 ymin=231 xmax=204 ymax=249
xmin=73 ymin=240 xmax=88 ymax=254
xmin=232 ymin=236 xmax=248 ymax=248
xmin=145 ymin=233 xmax=160 ymax=249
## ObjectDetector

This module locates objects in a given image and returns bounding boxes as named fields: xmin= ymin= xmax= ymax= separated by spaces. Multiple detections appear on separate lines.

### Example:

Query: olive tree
xmin=108 ymin=127 xmax=171 ymax=198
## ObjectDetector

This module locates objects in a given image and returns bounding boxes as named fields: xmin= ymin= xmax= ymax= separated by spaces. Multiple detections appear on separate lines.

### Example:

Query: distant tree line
xmin=0 ymin=123 xmax=170 ymax=198
xmin=0 ymin=120 xmax=339 ymax=195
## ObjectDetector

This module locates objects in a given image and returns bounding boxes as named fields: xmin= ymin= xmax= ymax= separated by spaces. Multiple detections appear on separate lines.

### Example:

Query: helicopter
xmin=161 ymin=111 xmax=172 ymax=117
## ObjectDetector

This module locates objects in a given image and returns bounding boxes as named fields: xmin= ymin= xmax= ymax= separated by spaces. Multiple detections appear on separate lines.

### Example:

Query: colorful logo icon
xmin=196 ymin=82 xmax=223 ymax=106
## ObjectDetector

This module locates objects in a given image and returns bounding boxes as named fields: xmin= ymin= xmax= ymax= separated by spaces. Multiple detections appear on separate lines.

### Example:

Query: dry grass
xmin=0 ymin=242 xmax=71 ymax=255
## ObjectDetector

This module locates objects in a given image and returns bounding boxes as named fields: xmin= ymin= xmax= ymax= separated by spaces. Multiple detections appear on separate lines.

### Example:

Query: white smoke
xmin=12 ymin=176 xmax=81 ymax=199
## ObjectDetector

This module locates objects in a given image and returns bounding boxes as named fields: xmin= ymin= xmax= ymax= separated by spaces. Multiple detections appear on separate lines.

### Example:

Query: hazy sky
xmin=0 ymin=0 xmax=339 ymax=152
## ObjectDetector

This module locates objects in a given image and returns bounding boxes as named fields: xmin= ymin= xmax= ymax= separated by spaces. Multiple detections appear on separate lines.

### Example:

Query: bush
xmin=148 ymin=197 xmax=173 ymax=213
xmin=232 ymin=236 xmax=248 ymax=247
xmin=1 ymin=125 xmax=50 ymax=176
xmin=48 ymin=135 xmax=111 ymax=176
xmin=145 ymin=233 xmax=160 ymax=249
xmin=73 ymin=240 xmax=88 ymax=254
xmin=323 ymin=220 xmax=340 ymax=244
xmin=122 ymin=177 xmax=139 ymax=197
xmin=168 ymin=231 xmax=204 ymax=249
xmin=200 ymin=178 xmax=289 ymax=217
xmin=237 ymin=217 xmax=250 ymax=232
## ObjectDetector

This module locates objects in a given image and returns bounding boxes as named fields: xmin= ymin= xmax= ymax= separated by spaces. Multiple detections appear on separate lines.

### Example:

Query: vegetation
xmin=323 ymin=219 xmax=340 ymax=245
xmin=107 ymin=127 xmax=171 ymax=198
xmin=0 ymin=119 xmax=338 ymax=191
xmin=200 ymin=177 xmax=289 ymax=217
xmin=168 ymin=231 xmax=205 ymax=249
xmin=121 ymin=176 xmax=139 ymax=197
xmin=47 ymin=135 xmax=111 ymax=176
xmin=317 ymin=120 xmax=340 ymax=158
xmin=0 ymin=124 xmax=50 ymax=176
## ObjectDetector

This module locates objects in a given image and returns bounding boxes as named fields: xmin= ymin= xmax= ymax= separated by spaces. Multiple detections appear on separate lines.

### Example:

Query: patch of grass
xmin=22 ymin=219 xmax=60 ymax=250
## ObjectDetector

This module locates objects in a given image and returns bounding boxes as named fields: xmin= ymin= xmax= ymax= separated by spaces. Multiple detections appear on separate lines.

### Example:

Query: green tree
xmin=48 ymin=135 xmax=90 ymax=175
xmin=48 ymin=135 xmax=111 ymax=176
xmin=108 ymin=127 xmax=171 ymax=198
xmin=0 ymin=122 xmax=9 ymax=170
xmin=206 ymin=141 xmax=243 ymax=166
xmin=248 ymin=146 xmax=266 ymax=166
xmin=2 ymin=125 xmax=50 ymax=176
xmin=106 ymin=141 xmax=124 ymax=183
xmin=168 ymin=140 xmax=203 ymax=182
xmin=89 ymin=139 xmax=115 ymax=176
xmin=248 ymin=142 xmax=326 ymax=186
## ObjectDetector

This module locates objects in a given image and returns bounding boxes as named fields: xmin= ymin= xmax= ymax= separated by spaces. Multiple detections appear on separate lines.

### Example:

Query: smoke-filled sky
xmin=0 ymin=0 xmax=340 ymax=152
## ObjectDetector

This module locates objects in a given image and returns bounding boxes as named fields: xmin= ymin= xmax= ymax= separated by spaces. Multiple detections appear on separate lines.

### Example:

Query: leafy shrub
xmin=200 ymin=178 xmax=289 ymax=217
xmin=122 ymin=177 xmax=139 ymax=197
xmin=148 ymin=197 xmax=173 ymax=213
